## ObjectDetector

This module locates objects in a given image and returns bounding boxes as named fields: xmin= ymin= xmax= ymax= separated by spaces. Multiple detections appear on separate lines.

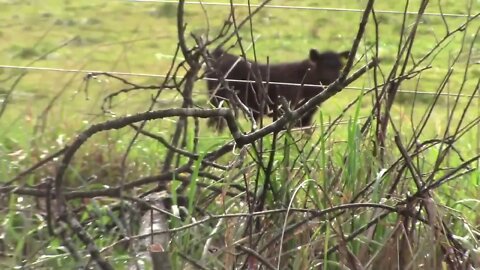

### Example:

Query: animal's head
xmin=308 ymin=49 xmax=350 ymax=85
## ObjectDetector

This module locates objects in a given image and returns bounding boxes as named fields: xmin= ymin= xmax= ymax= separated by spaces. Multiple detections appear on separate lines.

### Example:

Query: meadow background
xmin=1 ymin=0 xmax=479 ymax=269
xmin=1 ymin=0 xmax=479 ymax=177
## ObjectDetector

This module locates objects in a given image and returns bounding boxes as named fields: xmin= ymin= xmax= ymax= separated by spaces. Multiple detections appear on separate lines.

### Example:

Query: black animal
xmin=205 ymin=47 xmax=349 ymax=130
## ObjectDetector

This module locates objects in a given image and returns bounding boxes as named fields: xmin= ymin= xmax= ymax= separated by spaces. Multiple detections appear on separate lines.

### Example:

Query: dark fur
xmin=206 ymin=47 xmax=349 ymax=130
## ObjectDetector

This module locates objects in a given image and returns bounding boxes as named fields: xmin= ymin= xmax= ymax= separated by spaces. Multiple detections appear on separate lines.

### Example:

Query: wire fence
xmin=128 ymin=0 xmax=477 ymax=18
xmin=1 ymin=64 xmax=478 ymax=99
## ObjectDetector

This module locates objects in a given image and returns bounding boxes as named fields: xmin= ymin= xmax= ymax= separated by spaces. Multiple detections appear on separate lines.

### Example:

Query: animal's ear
xmin=309 ymin=49 xmax=321 ymax=61
xmin=339 ymin=50 xmax=350 ymax=59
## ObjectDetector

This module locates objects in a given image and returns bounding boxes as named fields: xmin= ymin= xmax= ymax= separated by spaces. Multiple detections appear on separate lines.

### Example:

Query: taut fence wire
xmin=128 ymin=0 xmax=476 ymax=18
xmin=1 ymin=64 xmax=478 ymax=99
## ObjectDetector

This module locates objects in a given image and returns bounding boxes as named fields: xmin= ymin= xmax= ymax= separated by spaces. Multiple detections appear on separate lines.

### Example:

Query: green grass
xmin=0 ymin=0 xmax=479 ymax=269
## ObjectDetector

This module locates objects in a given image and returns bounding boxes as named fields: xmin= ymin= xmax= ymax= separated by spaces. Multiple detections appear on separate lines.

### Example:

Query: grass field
xmin=1 ymin=0 xmax=480 ymax=268
xmin=1 ymin=0 xmax=479 ymax=178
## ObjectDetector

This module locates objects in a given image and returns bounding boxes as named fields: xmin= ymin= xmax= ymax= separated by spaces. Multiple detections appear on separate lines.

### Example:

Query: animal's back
xmin=208 ymin=49 xmax=252 ymax=79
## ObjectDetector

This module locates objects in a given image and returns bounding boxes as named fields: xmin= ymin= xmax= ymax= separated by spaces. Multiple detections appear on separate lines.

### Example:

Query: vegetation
xmin=1 ymin=0 xmax=479 ymax=269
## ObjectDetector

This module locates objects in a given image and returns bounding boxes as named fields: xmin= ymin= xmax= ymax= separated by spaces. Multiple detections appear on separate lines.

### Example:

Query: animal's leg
xmin=298 ymin=109 xmax=317 ymax=127
xmin=207 ymin=88 xmax=228 ymax=131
